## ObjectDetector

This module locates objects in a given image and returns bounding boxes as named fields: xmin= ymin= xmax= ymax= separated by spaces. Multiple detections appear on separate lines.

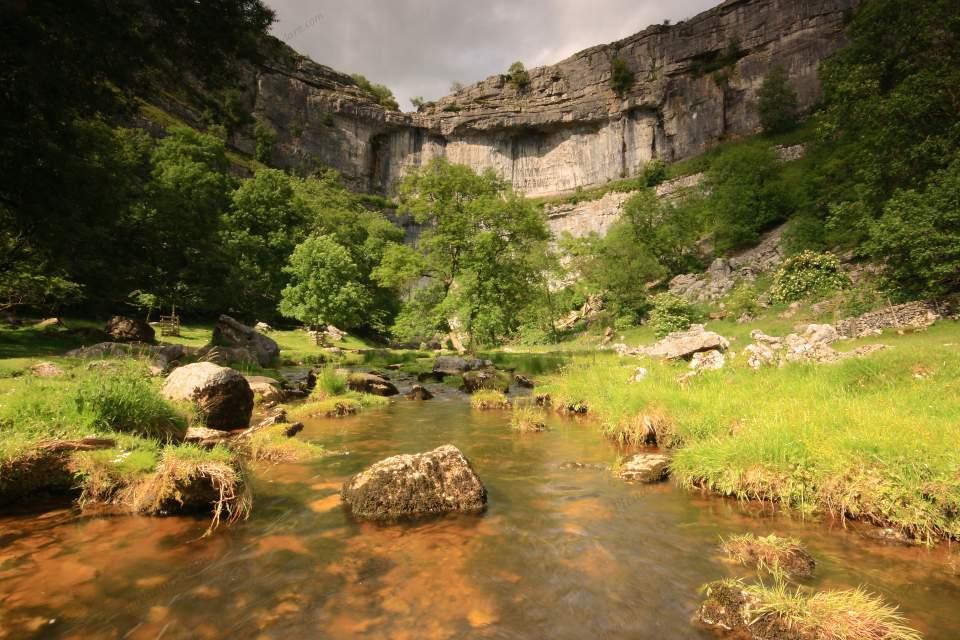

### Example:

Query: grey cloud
xmin=266 ymin=0 xmax=719 ymax=110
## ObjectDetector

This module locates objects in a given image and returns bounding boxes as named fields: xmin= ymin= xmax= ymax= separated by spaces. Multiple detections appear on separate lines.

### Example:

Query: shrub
xmin=758 ymin=65 xmax=799 ymax=135
xmin=610 ymin=57 xmax=634 ymax=95
xmin=640 ymin=159 xmax=667 ymax=187
xmin=726 ymin=283 xmax=762 ymax=319
xmin=253 ymin=121 xmax=276 ymax=163
xmin=649 ymin=293 xmax=701 ymax=337
xmin=507 ymin=61 xmax=530 ymax=90
xmin=768 ymin=251 xmax=849 ymax=303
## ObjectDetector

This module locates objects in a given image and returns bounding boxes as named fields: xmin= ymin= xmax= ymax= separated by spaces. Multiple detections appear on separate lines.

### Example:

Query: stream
xmin=1 ymin=387 xmax=958 ymax=638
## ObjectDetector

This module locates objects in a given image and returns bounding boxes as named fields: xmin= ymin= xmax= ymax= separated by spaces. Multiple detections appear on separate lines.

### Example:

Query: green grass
xmin=539 ymin=322 xmax=960 ymax=540
xmin=470 ymin=390 xmax=511 ymax=410
xmin=0 ymin=361 xmax=189 ymax=463
xmin=285 ymin=389 xmax=389 ymax=420
xmin=314 ymin=365 xmax=348 ymax=396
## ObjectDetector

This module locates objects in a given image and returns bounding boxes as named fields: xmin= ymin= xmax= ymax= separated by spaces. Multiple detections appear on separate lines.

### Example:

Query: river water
xmin=1 ymin=389 xmax=958 ymax=638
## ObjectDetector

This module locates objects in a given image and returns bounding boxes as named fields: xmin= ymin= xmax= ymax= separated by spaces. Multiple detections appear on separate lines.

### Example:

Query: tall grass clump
xmin=314 ymin=365 xmax=348 ymax=398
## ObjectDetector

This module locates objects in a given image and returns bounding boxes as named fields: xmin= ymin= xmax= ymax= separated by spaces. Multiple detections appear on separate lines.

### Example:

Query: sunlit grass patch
xmin=245 ymin=425 xmax=324 ymax=463
xmin=510 ymin=405 xmax=547 ymax=432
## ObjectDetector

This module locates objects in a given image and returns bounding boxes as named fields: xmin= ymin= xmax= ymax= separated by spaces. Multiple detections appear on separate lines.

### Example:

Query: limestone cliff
xmin=249 ymin=0 xmax=858 ymax=195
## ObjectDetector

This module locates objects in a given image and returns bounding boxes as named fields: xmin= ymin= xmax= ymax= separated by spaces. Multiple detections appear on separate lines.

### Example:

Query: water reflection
xmin=0 ymin=396 xmax=958 ymax=638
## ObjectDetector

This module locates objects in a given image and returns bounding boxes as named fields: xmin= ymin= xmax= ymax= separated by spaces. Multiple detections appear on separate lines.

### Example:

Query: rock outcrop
xmin=211 ymin=315 xmax=280 ymax=367
xmin=340 ymin=444 xmax=487 ymax=520
xmin=207 ymin=0 xmax=859 ymax=199
xmin=835 ymin=301 xmax=941 ymax=338
xmin=161 ymin=363 xmax=254 ymax=430
xmin=432 ymin=356 xmax=492 ymax=377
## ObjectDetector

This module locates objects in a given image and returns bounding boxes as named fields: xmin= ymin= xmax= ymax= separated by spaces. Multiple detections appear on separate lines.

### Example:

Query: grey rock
xmin=347 ymin=372 xmax=398 ymax=396
xmin=405 ymin=384 xmax=433 ymax=400
xmin=161 ymin=362 xmax=253 ymax=431
xmin=212 ymin=315 xmax=280 ymax=367
xmin=643 ymin=325 xmax=730 ymax=360
xmin=432 ymin=356 xmax=492 ymax=377
xmin=341 ymin=444 xmax=487 ymax=520
xmin=617 ymin=453 xmax=671 ymax=483
xmin=105 ymin=315 xmax=156 ymax=343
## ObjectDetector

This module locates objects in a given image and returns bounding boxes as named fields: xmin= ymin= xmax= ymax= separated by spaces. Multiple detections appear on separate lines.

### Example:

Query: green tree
xmin=621 ymin=189 xmax=705 ymax=274
xmin=707 ymin=144 xmax=791 ymax=252
xmin=818 ymin=0 xmax=960 ymax=245
xmin=757 ymin=65 xmax=798 ymax=135
xmin=866 ymin=158 xmax=960 ymax=298
xmin=279 ymin=235 xmax=372 ymax=329
xmin=221 ymin=169 xmax=309 ymax=319
xmin=388 ymin=159 xmax=550 ymax=347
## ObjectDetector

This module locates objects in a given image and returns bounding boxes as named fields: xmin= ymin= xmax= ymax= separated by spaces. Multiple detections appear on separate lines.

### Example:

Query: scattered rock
xmin=696 ymin=581 xmax=758 ymax=636
xmin=513 ymin=373 xmax=535 ymax=388
xmin=721 ymin=533 xmax=816 ymax=578
xmin=66 ymin=342 xmax=184 ymax=372
xmin=630 ymin=367 xmax=649 ymax=383
xmin=104 ymin=315 xmax=155 ymax=343
xmin=30 ymin=361 xmax=64 ymax=377
xmin=643 ymin=325 xmax=730 ymax=360
xmin=559 ymin=461 xmax=608 ymax=471
xmin=778 ymin=301 xmax=802 ymax=319
xmin=211 ymin=315 xmax=280 ymax=367
xmin=432 ymin=356 xmax=492 ymax=377
xmin=254 ymin=321 xmax=273 ymax=333
xmin=183 ymin=426 xmax=232 ymax=448
xmin=405 ymin=385 xmax=433 ymax=400
xmin=197 ymin=344 xmax=258 ymax=367
xmin=347 ymin=372 xmax=398 ymax=396
xmin=601 ymin=326 xmax=614 ymax=345
xmin=555 ymin=293 xmax=603 ymax=331
xmin=689 ymin=349 xmax=725 ymax=371
xmin=35 ymin=317 xmax=65 ymax=330
xmin=161 ymin=363 xmax=253 ymax=430
xmin=341 ymin=444 xmax=487 ymax=520
xmin=279 ymin=368 xmax=316 ymax=392
xmin=617 ymin=453 xmax=671 ymax=483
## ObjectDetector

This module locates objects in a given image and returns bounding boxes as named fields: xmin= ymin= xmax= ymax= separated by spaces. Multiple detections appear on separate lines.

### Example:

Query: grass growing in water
xmin=510 ymin=405 xmax=547 ymax=431
xmin=721 ymin=533 xmax=815 ymax=578
xmin=245 ymin=425 xmax=324 ymax=463
xmin=471 ymin=390 xmax=511 ymax=410
xmin=539 ymin=323 xmax=960 ymax=540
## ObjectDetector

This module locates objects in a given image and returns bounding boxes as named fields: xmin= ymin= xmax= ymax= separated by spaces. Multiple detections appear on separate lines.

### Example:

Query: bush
xmin=610 ymin=57 xmax=634 ymax=96
xmin=768 ymin=251 xmax=849 ymax=303
xmin=757 ymin=65 xmax=799 ymax=135
xmin=507 ymin=61 xmax=530 ymax=90
xmin=253 ymin=121 xmax=276 ymax=163
xmin=726 ymin=283 xmax=762 ymax=319
xmin=649 ymin=293 xmax=701 ymax=337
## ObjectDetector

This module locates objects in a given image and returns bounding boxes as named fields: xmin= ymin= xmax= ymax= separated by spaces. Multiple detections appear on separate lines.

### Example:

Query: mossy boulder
xmin=462 ymin=369 xmax=511 ymax=393
xmin=341 ymin=444 xmax=487 ymax=520
xmin=347 ymin=372 xmax=398 ymax=396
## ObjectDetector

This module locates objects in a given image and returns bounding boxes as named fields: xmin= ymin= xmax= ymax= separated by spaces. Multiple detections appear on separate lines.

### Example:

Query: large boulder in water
xmin=211 ymin=315 xmax=279 ymax=367
xmin=432 ymin=356 xmax=492 ymax=377
xmin=161 ymin=362 xmax=253 ymax=430
xmin=105 ymin=315 xmax=156 ymax=343
xmin=341 ymin=444 xmax=487 ymax=520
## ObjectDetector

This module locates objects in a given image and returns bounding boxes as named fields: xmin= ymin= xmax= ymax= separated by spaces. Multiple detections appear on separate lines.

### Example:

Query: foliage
xmin=279 ymin=235 xmax=372 ymax=329
xmin=221 ymin=169 xmax=309 ymax=319
xmin=610 ymin=57 xmax=634 ymax=95
xmin=470 ymin=390 xmax=511 ymax=410
xmin=706 ymin=144 xmax=793 ymax=252
xmin=410 ymin=96 xmax=426 ymax=110
xmin=507 ymin=61 xmax=530 ymax=90
xmin=351 ymin=73 xmax=399 ymax=110
xmin=648 ymin=293 xmax=701 ymax=338
xmin=253 ymin=121 xmax=276 ymax=163
xmin=768 ymin=251 xmax=848 ymax=303
xmin=725 ymin=283 xmax=762 ymax=319
xmin=818 ymin=0 xmax=960 ymax=252
xmin=450 ymin=81 xmax=464 ymax=93
xmin=314 ymin=365 xmax=348 ymax=398
xmin=757 ymin=65 xmax=799 ymax=135
xmin=866 ymin=157 xmax=960 ymax=298
xmin=387 ymin=159 xmax=550 ymax=347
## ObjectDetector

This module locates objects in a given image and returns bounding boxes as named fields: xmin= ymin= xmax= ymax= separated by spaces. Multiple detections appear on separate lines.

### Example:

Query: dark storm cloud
xmin=266 ymin=0 xmax=719 ymax=110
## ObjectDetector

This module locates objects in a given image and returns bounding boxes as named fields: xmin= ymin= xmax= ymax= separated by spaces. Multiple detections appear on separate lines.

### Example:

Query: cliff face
xmin=251 ymin=0 xmax=858 ymax=196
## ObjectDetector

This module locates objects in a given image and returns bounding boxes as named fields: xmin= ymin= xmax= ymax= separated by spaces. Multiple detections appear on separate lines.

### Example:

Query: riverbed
xmin=1 ymin=392 xmax=957 ymax=638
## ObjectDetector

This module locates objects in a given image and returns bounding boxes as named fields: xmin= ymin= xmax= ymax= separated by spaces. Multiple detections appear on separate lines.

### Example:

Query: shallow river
xmin=1 ymin=390 xmax=958 ymax=638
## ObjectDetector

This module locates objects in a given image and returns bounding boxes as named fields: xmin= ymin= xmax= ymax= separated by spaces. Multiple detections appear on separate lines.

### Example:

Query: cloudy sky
xmin=266 ymin=0 xmax=719 ymax=110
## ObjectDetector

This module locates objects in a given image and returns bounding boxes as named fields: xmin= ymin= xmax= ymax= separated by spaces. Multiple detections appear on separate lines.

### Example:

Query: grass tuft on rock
xmin=471 ymin=390 xmax=511 ymax=410
xmin=286 ymin=390 xmax=388 ymax=420
xmin=721 ymin=533 xmax=815 ymax=578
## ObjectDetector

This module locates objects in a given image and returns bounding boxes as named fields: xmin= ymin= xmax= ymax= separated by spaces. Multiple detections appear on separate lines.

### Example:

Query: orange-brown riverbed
xmin=1 ymin=394 xmax=958 ymax=638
